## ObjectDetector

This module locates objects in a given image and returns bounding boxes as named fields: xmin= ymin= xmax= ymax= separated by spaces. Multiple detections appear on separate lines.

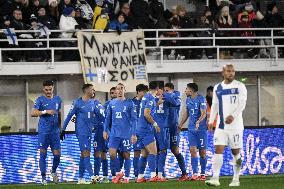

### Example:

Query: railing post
xmin=271 ymin=28 xmax=274 ymax=46
xmin=213 ymin=32 xmax=216 ymax=46
xmin=214 ymin=46 xmax=220 ymax=67
xmin=156 ymin=29 xmax=159 ymax=48
xmin=160 ymin=46 xmax=164 ymax=66
xmin=272 ymin=45 xmax=279 ymax=66
xmin=49 ymin=48 xmax=55 ymax=69
xmin=47 ymin=32 xmax=50 ymax=48
xmin=0 ymin=48 xmax=2 ymax=70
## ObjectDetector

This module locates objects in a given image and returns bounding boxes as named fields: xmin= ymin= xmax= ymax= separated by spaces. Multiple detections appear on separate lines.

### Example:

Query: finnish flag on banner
xmin=3 ymin=28 xmax=18 ymax=45
xmin=39 ymin=25 xmax=51 ymax=37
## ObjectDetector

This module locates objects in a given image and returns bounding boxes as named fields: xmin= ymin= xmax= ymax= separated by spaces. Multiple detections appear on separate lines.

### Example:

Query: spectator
xmin=265 ymin=2 xmax=284 ymax=57
xmin=92 ymin=2 xmax=110 ymax=30
xmin=118 ymin=2 xmax=136 ymax=29
xmin=130 ymin=0 xmax=153 ymax=29
xmin=28 ymin=14 xmax=49 ymax=61
xmin=74 ymin=6 xmax=89 ymax=29
xmin=29 ymin=0 xmax=42 ymax=17
xmin=108 ymin=12 xmax=129 ymax=31
xmin=196 ymin=6 xmax=215 ymax=59
xmin=59 ymin=7 xmax=78 ymax=38
xmin=160 ymin=17 xmax=182 ymax=60
xmin=174 ymin=5 xmax=194 ymax=59
xmin=0 ymin=15 xmax=13 ymax=62
xmin=0 ymin=0 xmax=14 ymax=18
xmin=58 ymin=0 xmax=76 ymax=15
xmin=9 ymin=8 xmax=29 ymax=61
xmin=148 ymin=0 xmax=168 ymax=29
xmin=216 ymin=5 xmax=234 ymax=58
xmin=238 ymin=11 xmax=258 ymax=58
xmin=237 ymin=2 xmax=256 ymax=24
xmin=59 ymin=7 xmax=79 ymax=60
xmin=38 ymin=6 xmax=58 ymax=31
xmin=48 ymin=0 xmax=60 ymax=22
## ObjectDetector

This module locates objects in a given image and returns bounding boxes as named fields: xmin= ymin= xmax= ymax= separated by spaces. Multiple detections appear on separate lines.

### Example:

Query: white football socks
xmin=233 ymin=153 xmax=241 ymax=181
xmin=212 ymin=154 xmax=223 ymax=180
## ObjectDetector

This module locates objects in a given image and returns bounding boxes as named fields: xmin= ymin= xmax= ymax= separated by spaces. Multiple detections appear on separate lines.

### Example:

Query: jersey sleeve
xmin=232 ymin=83 xmax=247 ymax=118
xmin=33 ymin=97 xmax=41 ymax=110
xmin=200 ymin=97 xmax=207 ymax=110
xmin=145 ymin=98 xmax=155 ymax=110
xmin=63 ymin=100 xmax=77 ymax=131
xmin=163 ymin=92 xmax=181 ymax=107
xmin=209 ymin=85 xmax=219 ymax=124
xmin=94 ymin=102 xmax=105 ymax=122
xmin=130 ymin=101 xmax=137 ymax=136
xmin=103 ymin=103 xmax=112 ymax=133
xmin=58 ymin=97 xmax=62 ymax=110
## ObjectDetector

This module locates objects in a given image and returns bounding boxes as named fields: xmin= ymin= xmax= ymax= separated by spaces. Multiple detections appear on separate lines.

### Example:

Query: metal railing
xmin=0 ymin=28 xmax=284 ymax=69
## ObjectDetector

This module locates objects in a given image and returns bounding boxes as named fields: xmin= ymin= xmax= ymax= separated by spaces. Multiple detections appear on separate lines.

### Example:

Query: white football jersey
xmin=209 ymin=80 xmax=247 ymax=131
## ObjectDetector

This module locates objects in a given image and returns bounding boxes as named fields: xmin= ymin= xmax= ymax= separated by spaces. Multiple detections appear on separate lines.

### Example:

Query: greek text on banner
xmin=77 ymin=30 xmax=148 ymax=92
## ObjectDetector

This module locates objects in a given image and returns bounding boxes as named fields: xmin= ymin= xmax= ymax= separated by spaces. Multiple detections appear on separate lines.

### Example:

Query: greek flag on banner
xmin=3 ymin=28 xmax=18 ymax=45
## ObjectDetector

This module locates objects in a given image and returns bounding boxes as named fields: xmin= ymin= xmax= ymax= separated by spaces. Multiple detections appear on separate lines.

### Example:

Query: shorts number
xmin=230 ymin=96 xmax=237 ymax=104
xmin=123 ymin=140 xmax=130 ymax=147
xmin=116 ymin=112 xmax=122 ymax=118
xmin=171 ymin=136 xmax=177 ymax=142
xmin=200 ymin=139 xmax=204 ymax=146
xmin=233 ymin=134 xmax=240 ymax=143
xmin=94 ymin=141 xmax=97 ymax=148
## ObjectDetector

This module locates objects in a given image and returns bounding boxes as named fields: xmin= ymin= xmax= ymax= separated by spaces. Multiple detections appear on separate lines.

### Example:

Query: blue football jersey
xmin=104 ymin=98 xmax=137 ymax=138
xmin=132 ymin=97 xmax=141 ymax=118
xmin=154 ymin=97 xmax=169 ymax=128
xmin=186 ymin=94 xmax=207 ymax=130
xmin=137 ymin=93 xmax=156 ymax=134
xmin=33 ymin=95 xmax=62 ymax=134
xmin=63 ymin=98 xmax=105 ymax=136
xmin=164 ymin=91 xmax=181 ymax=127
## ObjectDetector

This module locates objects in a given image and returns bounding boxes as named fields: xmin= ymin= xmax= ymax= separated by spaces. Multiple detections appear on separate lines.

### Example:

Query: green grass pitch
xmin=0 ymin=175 xmax=283 ymax=189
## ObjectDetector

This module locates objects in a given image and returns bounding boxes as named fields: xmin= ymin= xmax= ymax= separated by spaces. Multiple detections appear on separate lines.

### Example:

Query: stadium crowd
xmin=0 ymin=0 xmax=283 ymax=61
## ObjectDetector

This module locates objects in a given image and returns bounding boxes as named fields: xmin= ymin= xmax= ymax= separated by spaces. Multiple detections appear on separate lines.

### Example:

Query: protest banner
xmin=77 ymin=30 xmax=148 ymax=92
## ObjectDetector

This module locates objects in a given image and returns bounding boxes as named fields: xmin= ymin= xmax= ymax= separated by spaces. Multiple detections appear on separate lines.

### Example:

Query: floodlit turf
xmin=1 ymin=175 xmax=284 ymax=189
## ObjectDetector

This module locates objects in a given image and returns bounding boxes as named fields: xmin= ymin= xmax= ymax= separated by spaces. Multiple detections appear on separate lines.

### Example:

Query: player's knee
xmin=101 ymin=152 xmax=107 ymax=160
xmin=171 ymin=147 xmax=179 ymax=155
xmin=94 ymin=151 xmax=101 ymax=158
xmin=53 ymin=149 xmax=61 ymax=156
xmin=123 ymin=152 xmax=130 ymax=159
xmin=199 ymin=150 xmax=206 ymax=158
xmin=134 ymin=150 xmax=141 ymax=157
xmin=160 ymin=149 xmax=167 ymax=154
xmin=40 ymin=148 xmax=47 ymax=154
xmin=81 ymin=150 xmax=90 ymax=157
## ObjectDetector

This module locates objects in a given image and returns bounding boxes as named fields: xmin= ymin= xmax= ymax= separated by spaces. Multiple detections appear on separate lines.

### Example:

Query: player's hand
xmin=157 ymin=95 xmax=164 ymax=105
xmin=208 ymin=123 xmax=214 ymax=132
xmin=178 ymin=123 xmax=183 ymax=133
xmin=154 ymin=125 xmax=160 ymax=133
xmin=103 ymin=131 xmax=109 ymax=140
xmin=225 ymin=115 xmax=234 ymax=124
xmin=195 ymin=121 xmax=200 ymax=130
xmin=60 ymin=130 xmax=65 ymax=141
xmin=46 ymin=110 xmax=55 ymax=115
xmin=131 ymin=135 xmax=137 ymax=144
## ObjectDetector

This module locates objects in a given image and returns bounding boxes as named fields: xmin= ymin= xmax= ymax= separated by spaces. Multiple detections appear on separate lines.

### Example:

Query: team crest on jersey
xmin=56 ymin=103 xmax=59 ymax=110
xmin=231 ymin=89 xmax=236 ymax=94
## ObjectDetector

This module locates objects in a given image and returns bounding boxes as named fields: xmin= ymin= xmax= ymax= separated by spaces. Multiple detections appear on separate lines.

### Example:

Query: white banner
xmin=77 ymin=30 xmax=148 ymax=92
